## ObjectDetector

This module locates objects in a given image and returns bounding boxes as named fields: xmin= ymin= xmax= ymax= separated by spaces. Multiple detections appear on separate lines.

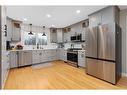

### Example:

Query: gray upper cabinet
xmin=11 ymin=21 xmax=21 ymax=42
xmin=6 ymin=17 xmax=21 ymax=42
xmin=50 ymin=28 xmax=57 ymax=43
xmin=6 ymin=17 xmax=12 ymax=41
xmin=101 ymin=6 xmax=119 ymax=25
xmin=57 ymin=29 xmax=63 ymax=43
xmin=89 ymin=6 xmax=120 ymax=27
xmin=50 ymin=28 xmax=63 ymax=43
xmin=89 ymin=12 xmax=101 ymax=27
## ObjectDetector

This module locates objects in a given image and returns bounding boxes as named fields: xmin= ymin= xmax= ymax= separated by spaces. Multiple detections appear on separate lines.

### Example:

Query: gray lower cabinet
xmin=58 ymin=49 xmax=67 ymax=61
xmin=18 ymin=51 xmax=32 ymax=67
xmin=32 ymin=50 xmax=41 ymax=64
xmin=32 ymin=49 xmax=58 ymax=64
xmin=10 ymin=51 xmax=18 ymax=68
xmin=78 ymin=50 xmax=85 ymax=67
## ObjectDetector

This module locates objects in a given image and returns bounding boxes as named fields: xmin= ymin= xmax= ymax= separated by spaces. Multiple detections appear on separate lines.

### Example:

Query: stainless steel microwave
xmin=70 ymin=34 xmax=82 ymax=41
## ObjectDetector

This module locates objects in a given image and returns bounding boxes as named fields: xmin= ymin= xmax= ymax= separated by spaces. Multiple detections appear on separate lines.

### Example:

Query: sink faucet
xmin=71 ymin=44 xmax=74 ymax=49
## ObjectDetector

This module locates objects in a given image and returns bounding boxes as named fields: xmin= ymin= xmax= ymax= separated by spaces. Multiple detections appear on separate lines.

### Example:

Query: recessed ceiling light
xmin=23 ymin=18 xmax=27 ymax=21
xmin=76 ymin=10 xmax=81 ymax=14
xmin=51 ymin=25 xmax=55 ymax=27
xmin=46 ymin=14 xmax=51 ymax=18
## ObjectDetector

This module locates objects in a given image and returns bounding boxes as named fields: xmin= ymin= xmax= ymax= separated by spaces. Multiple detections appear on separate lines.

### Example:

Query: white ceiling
xmin=6 ymin=6 xmax=127 ymax=28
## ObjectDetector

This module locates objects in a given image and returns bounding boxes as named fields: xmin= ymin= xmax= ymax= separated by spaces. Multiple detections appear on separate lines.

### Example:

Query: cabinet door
xmin=57 ymin=29 xmax=63 ymax=43
xmin=40 ymin=50 xmax=44 ymax=62
xmin=10 ymin=52 xmax=18 ymax=68
xmin=50 ymin=29 xmax=57 ymax=43
xmin=19 ymin=51 xmax=32 ymax=66
xmin=12 ymin=22 xmax=21 ymax=41
xmin=32 ymin=51 xmax=39 ymax=64
xmin=78 ymin=51 xmax=85 ymax=67
xmin=6 ymin=17 xmax=12 ymax=41
xmin=101 ymin=7 xmax=114 ymax=24
xmin=89 ymin=12 xmax=101 ymax=27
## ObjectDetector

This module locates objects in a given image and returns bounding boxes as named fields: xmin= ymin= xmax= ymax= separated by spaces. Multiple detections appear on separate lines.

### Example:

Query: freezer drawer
xmin=86 ymin=58 xmax=116 ymax=84
xmin=102 ymin=61 xmax=115 ymax=84
xmin=86 ymin=58 xmax=103 ymax=79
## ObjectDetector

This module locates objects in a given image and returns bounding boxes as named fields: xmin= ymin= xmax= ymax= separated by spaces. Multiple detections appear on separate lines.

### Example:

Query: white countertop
xmin=9 ymin=48 xmax=58 ymax=52
xmin=9 ymin=48 xmax=69 ymax=51
xmin=9 ymin=48 xmax=84 ymax=52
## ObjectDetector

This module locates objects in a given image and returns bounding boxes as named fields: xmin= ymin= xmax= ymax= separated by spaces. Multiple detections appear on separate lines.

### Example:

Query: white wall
xmin=120 ymin=9 xmax=127 ymax=75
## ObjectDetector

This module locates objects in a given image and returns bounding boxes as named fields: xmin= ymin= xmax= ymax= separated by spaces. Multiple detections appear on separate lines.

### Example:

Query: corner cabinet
xmin=50 ymin=28 xmax=64 ymax=43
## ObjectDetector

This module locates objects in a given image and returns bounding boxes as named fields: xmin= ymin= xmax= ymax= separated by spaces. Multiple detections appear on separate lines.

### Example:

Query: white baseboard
xmin=122 ymin=73 xmax=127 ymax=77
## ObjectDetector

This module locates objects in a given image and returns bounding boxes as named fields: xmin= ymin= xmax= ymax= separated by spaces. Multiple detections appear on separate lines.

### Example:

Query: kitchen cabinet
xmin=57 ymin=29 xmax=63 ymax=43
xmin=11 ymin=21 xmax=21 ymax=42
xmin=19 ymin=51 xmax=32 ymax=67
xmin=10 ymin=51 xmax=18 ymax=68
xmin=89 ymin=6 xmax=119 ymax=27
xmin=89 ymin=12 xmax=101 ymax=27
xmin=50 ymin=28 xmax=57 ymax=43
xmin=6 ymin=17 xmax=21 ymax=42
xmin=32 ymin=50 xmax=41 ymax=64
xmin=78 ymin=50 xmax=85 ymax=67
xmin=6 ymin=17 xmax=12 ymax=41
xmin=50 ymin=28 xmax=64 ymax=43
xmin=32 ymin=49 xmax=58 ymax=64
xmin=58 ymin=49 xmax=67 ymax=61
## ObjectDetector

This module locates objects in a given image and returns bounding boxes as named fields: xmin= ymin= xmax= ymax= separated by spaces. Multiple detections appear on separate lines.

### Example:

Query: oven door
xmin=67 ymin=52 xmax=78 ymax=63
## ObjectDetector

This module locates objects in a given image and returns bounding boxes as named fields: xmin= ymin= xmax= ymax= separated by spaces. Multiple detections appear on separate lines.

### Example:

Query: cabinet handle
xmin=81 ymin=54 xmax=84 ymax=57
xmin=4 ymin=25 xmax=7 ymax=36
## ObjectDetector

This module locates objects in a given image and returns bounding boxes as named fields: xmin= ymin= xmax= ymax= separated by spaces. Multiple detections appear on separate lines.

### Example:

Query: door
xmin=85 ymin=27 xmax=98 ymax=58
xmin=98 ymin=23 xmax=115 ymax=61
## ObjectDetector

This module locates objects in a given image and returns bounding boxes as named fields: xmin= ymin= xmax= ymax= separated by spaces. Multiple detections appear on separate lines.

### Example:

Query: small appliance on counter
xmin=16 ymin=44 xmax=23 ymax=50
xmin=6 ymin=41 xmax=11 ymax=50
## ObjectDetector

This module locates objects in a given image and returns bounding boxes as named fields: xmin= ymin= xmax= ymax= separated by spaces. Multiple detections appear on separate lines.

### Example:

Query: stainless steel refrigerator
xmin=85 ymin=22 xmax=121 ymax=84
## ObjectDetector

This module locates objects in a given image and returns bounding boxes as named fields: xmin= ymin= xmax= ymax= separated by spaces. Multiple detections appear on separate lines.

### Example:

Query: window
xmin=37 ymin=33 xmax=47 ymax=45
xmin=24 ymin=32 xmax=36 ymax=45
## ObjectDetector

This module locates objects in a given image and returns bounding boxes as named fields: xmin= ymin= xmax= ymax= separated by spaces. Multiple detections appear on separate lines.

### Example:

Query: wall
xmin=120 ymin=8 xmax=127 ymax=76
xmin=11 ymin=23 xmax=58 ymax=49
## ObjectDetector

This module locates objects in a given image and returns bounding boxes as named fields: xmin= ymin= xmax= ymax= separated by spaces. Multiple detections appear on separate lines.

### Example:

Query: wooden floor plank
xmin=4 ymin=61 xmax=127 ymax=89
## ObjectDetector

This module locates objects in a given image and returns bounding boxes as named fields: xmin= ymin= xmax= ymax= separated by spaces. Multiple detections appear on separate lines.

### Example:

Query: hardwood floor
xmin=4 ymin=61 xmax=127 ymax=89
